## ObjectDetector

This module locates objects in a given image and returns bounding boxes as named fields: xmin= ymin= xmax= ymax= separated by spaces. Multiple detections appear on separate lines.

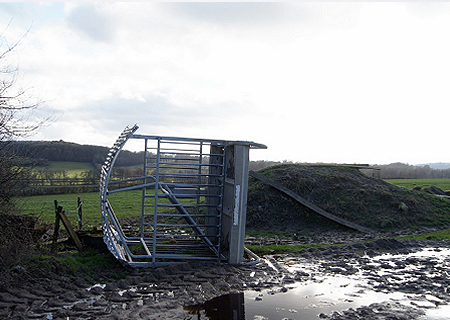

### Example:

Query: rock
xmin=398 ymin=202 xmax=409 ymax=212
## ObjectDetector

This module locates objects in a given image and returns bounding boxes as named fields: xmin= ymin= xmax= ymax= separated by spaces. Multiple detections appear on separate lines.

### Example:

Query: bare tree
xmin=0 ymin=26 xmax=44 ymax=208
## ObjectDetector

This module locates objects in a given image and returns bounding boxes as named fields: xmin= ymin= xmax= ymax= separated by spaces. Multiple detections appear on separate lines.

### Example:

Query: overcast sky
xmin=1 ymin=2 xmax=449 ymax=165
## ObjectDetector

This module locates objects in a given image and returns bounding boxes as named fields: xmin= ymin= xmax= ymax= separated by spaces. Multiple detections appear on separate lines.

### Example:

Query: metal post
xmin=227 ymin=144 xmax=250 ymax=265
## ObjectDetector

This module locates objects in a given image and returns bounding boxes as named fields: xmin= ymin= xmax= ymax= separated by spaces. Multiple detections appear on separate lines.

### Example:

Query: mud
xmin=1 ymin=238 xmax=450 ymax=319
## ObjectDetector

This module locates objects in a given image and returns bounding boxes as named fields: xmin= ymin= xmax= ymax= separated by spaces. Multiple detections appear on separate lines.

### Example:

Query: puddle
xmin=424 ymin=304 xmax=450 ymax=319
xmin=185 ymin=247 xmax=450 ymax=319
xmin=186 ymin=277 xmax=408 ymax=319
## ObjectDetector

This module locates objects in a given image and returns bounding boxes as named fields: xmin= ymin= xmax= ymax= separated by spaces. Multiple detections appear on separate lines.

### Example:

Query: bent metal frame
xmin=99 ymin=125 xmax=266 ymax=267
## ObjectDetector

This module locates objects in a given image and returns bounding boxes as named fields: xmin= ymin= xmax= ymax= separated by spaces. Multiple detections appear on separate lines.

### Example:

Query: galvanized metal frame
xmin=100 ymin=125 xmax=265 ymax=267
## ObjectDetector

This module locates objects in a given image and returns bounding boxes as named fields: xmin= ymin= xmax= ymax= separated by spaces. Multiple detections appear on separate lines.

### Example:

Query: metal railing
xmin=100 ymin=125 xmax=228 ymax=267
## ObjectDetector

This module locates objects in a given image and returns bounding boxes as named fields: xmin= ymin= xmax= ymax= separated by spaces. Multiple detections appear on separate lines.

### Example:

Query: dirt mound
xmin=246 ymin=164 xmax=450 ymax=232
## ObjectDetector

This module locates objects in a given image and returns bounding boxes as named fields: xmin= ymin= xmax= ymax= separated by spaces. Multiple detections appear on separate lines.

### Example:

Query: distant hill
xmin=6 ymin=141 xmax=450 ymax=179
xmin=7 ymin=140 xmax=144 ymax=167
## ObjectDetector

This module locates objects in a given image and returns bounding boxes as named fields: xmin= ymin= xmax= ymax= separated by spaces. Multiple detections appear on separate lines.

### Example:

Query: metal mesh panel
xmin=100 ymin=127 xmax=226 ymax=267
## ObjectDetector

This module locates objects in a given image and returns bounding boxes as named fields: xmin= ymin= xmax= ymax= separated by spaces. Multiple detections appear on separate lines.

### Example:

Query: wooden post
xmin=53 ymin=199 xmax=84 ymax=251
xmin=77 ymin=197 xmax=82 ymax=230
xmin=52 ymin=200 xmax=61 ymax=253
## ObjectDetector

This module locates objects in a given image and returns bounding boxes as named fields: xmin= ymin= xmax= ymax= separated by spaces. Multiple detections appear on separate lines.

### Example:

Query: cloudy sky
xmin=0 ymin=2 xmax=449 ymax=165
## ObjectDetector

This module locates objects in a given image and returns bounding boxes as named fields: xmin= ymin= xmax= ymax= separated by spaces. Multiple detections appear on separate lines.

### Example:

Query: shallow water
xmin=186 ymin=248 xmax=450 ymax=320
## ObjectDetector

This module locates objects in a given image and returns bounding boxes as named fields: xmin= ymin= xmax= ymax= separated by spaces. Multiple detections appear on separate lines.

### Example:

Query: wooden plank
xmin=249 ymin=171 xmax=372 ymax=234
xmin=54 ymin=201 xmax=84 ymax=251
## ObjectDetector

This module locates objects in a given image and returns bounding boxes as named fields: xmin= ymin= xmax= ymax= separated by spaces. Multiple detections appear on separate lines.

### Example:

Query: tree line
xmin=6 ymin=140 xmax=144 ymax=166
xmin=8 ymin=141 xmax=450 ymax=180
xmin=375 ymin=162 xmax=450 ymax=179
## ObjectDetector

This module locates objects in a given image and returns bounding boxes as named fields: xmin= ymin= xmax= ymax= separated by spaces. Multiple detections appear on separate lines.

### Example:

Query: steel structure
xmin=100 ymin=125 xmax=266 ymax=267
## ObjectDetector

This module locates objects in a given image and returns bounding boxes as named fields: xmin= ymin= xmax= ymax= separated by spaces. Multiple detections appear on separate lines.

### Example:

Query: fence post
xmin=51 ymin=200 xmax=61 ymax=253
xmin=77 ymin=197 xmax=83 ymax=230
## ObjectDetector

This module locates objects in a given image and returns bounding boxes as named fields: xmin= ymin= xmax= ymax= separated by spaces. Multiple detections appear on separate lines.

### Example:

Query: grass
xmin=16 ymin=189 xmax=201 ymax=228
xmin=27 ymin=249 xmax=126 ymax=283
xmin=34 ymin=161 xmax=95 ymax=178
xmin=16 ymin=190 xmax=144 ymax=228
xmin=399 ymin=228 xmax=450 ymax=241
xmin=385 ymin=178 xmax=450 ymax=191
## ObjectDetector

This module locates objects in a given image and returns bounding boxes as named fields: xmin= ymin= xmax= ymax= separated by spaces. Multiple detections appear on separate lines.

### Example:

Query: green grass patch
xmin=27 ymin=249 xmax=126 ymax=283
xmin=385 ymin=178 xmax=450 ymax=191
xmin=399 ymin=228 xmax=450 ymax=241
xmin=16 ymin=190 xmax=144 ymax=228
xmin=16 ymin=189 xmax=200 ymax=228
xmin=34 ymin=161 xmax=95 ymax=178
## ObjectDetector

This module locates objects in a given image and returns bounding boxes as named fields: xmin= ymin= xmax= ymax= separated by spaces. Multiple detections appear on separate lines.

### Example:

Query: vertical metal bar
xmin=152 ymin=137 xmax=161 ymax=264
xmin=217 ymin=145 xmax=226 ymax=263
xmin=140 ymin=138 xmax=148 ymax=239
xmin=197 ymin=141 xmax=203 ymax=215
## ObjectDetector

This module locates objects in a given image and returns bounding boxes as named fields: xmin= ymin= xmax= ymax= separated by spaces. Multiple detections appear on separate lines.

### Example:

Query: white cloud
xmin=1 ymin=2 xmax=449 ymax=164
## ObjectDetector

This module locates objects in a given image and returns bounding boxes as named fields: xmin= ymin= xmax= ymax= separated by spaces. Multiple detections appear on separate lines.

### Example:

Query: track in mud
xmin=2 ymin=239 xmax=450 ymax=319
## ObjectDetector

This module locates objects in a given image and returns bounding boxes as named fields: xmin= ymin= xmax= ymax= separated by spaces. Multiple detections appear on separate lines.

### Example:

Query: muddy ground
xmin=2 ymin=164 xmax=450 ymax=319
xmin=1 ymin=231 xmax=450 ymax=320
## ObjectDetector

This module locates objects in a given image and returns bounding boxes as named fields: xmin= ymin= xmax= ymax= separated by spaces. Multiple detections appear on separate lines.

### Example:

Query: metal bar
xmin=140 ymin=238 xmax=152 ymax=256
xmin=157 ymin=172 xmax=223 ymax=178
xmin=143 ymin=182 xmax=221 ymax=189
xmin=146 ymin=152 xmax=225 ymax=158
xmin=144 ymin=193 xmax=221 ymax=199
xmin=132 ymin=134 xmax=267 ymax=149
xmin=153 ymin=233 xmax=220 ymax=238
xmin=150 ymin=203 xmax=219 ymax=208
xmin=217 ymin=144 xmax=226 ymax=263
xmin=152 ymin=138 xmax=161 ymax=264
xmin=159 ymin=183 xmax=218 ymax=256
xmin=147 ymin=213 xmax=220 ymax=218
xmin=107 ymin=182 xmax=156 ymax=194
xmin=141 ymin=139 xmax=148 ymax=239
xmin=108 ymin=174 xmax=156 ymax=184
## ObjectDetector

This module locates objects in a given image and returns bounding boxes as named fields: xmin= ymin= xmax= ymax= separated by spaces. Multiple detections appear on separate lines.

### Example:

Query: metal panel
xmin=99 ymin=125 xmax=265 ymax=267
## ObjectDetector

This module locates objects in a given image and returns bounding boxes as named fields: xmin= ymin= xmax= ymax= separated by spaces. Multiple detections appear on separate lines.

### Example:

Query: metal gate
xmin=100 ymin=125 xmax=265 ymax=267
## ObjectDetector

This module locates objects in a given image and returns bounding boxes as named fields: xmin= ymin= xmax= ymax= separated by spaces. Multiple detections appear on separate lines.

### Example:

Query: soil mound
xmin=246 ymin=164 xmax=450 ymax=232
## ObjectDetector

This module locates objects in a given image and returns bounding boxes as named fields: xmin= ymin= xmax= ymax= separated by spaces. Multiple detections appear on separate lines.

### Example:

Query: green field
xmin=16 ymin=189 xmax=198 ymax=229
xmin=385 ymin=178 xmax=450 ymax=191
xmin=34 ymin=161 xmax=95 ymax=178
xmin=16 ymin=190 xmax=143 ymax=228
xmin=17 ymin=177 xmax=450 ymax=230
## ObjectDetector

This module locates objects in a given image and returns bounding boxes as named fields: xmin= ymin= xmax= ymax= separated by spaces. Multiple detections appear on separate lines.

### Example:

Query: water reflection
xmin=184 ymin=248 xmax=450 ymax=320
xmin=185 ymin=293 xmax=245 ymax=320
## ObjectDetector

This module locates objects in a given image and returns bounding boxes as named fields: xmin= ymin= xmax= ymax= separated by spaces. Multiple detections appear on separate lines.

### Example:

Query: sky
xmin=0 ymin=2 xmax=449 ymax=165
